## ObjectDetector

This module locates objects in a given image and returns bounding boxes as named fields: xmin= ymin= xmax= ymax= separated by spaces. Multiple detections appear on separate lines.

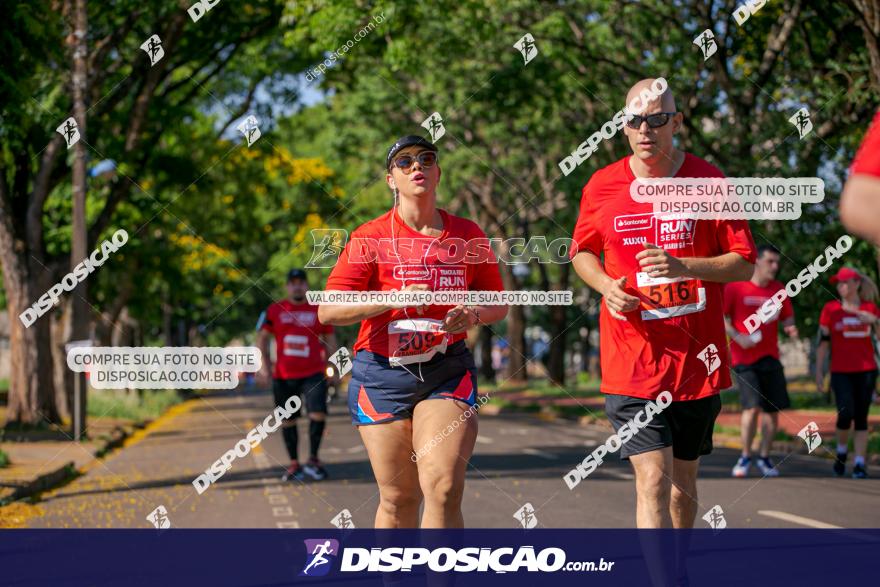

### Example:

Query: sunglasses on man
xmin=626 ymin=112 xmax=678 ymax=130
xmin=391 ymin=150 xmax=438 ymax=172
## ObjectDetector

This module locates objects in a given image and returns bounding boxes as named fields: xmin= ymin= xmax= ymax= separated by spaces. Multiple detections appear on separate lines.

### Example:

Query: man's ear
xmin=672 ymin=112 xmax=684 ymax=133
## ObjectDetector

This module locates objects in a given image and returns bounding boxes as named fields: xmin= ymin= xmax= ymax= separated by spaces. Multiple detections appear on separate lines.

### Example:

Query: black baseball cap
xmin=385 ymin=135 xmax=438 ymax=170
xmin=287 ymin=269 xmax=307 ymax=282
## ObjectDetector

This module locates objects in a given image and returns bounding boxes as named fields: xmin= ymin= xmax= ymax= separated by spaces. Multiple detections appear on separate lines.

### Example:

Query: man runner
xmin=570 ymin=79 xmax=756 ymax=529
xmin=258 ymin=269 xmax=336 ymax=481
xmin=841 ymin=108 xmax=880 ymax=244
xmin=724 ymin=244 xmax=798 ymax=478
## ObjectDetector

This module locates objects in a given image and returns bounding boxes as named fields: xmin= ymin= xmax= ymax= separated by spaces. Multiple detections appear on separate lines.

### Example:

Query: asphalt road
xmin=26 ymin=387 xmax=880 ymax=529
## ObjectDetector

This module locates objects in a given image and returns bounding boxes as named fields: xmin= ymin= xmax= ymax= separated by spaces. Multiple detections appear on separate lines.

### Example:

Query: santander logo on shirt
xmin=613 ymin=213 xmax=696 ymax=250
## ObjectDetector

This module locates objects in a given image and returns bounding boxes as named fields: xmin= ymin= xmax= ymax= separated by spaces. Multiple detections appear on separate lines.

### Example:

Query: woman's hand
xmin=389 ymin=283 xmax=431 ymax=315
xmin=443 ymin=305 xmax=478 ymax=334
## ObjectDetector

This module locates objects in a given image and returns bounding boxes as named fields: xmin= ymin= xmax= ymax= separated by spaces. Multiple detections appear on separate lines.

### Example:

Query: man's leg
xmin=273 ymin=380 xmax=301 ymax=472
xmin=733 ymin=365 xmax=762 ymax=476
xmin=670 ymin=457 xmax=700 ymax=528
xmin=629 ymin=447 xmax=674 ymax=528
xmin=303 ymin=375 xmax=329 ymax=462
xmin=758 ymin=411 xmax=778 ymax=458
xmin=740 ymin=408 xmax=759 ymax=458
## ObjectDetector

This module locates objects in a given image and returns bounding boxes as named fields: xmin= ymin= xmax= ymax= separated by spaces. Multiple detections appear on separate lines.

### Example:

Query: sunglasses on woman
xmin=626 ymin=112 xmax=678 ymax=130
xmin=392 ymin=151 xmax=438 ymax=172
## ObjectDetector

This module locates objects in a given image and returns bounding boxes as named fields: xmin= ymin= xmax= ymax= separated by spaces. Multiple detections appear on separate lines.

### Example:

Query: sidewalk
xmin=0 ymin=407 xmax=141 ymax=506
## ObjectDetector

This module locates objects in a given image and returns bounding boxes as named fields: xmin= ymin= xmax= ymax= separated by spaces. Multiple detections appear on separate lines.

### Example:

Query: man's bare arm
xmin=840 ymin=174 xmax=880 ymax=245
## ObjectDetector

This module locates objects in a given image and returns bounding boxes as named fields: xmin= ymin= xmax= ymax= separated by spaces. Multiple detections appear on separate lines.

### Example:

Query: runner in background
xmin=841 ymin=109 xmax=880 ymax=244
xmin=570 ymin=78 xmax=756 ymax=530
xmin=257 ymin=269 xmax=337 ymax=482
xmin=318 ymin=135 xmax=507 ymax=529
xmin=723 ymin=245 xmax=798 ymax=478
xmin=815 ymin=267 xmax=880 ymax=479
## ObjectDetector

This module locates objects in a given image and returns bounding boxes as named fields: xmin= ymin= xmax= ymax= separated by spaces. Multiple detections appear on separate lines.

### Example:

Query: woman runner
xmin=318 ymin=135 xmax=507 ymax=527
xmin=815 ymin=267 xmax=880 ymax=478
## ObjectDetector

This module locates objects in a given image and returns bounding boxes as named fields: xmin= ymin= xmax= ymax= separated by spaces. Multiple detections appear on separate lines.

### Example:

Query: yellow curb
xmin=0 ymin=397 xmax=201 ymax=528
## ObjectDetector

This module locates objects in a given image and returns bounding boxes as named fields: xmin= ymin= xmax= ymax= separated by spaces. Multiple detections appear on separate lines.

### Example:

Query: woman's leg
xmin=412 ymin=399 xmax=478 ymax=528
xmin=852 ymin=371 xmax=874 ymax=459
xmin=359 ymin=419 xmax=422 ymax=528
xmin=832 ymin=373 xmax=854 ymax=450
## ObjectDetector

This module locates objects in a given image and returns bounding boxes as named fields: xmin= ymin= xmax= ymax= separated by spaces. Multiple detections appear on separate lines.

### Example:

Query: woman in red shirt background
xmin=815 ymin=267 xmax=880 ymax=478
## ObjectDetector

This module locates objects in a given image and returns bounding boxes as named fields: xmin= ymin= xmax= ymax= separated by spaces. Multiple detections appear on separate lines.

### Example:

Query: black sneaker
xmin=303 ymin=459 xmax=328 ymax=481
xmin=282 ymin=462 xmax=306 ymax=482
xmin=853 ymin=463 xmax=868 ymax=479
xmin=833 ymin=453 xmax=847 ymax=477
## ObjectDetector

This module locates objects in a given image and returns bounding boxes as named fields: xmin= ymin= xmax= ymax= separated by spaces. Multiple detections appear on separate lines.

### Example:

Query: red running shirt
xmin=324 ymin=208 xmax=504 ymax=357
xmin=851 ymin=110 xmax=880 ymax=177
xmin=260 ymin=301 xmax=332 ymax=379
xmin=723 ymin=280 xmax=793 ymax=366
xmin=819 ymin=300 xmax=880 ymax=373
xmin=570 ymin=154 xmax=756 ymax=401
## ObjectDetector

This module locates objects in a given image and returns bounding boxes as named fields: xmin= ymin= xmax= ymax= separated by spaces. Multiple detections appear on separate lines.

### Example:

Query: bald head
xmin=626 ymin=78 xmax=676 ymax=114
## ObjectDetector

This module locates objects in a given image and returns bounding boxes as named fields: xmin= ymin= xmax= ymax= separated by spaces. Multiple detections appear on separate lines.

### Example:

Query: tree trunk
xmin=67 ymin=0 xmax=90 ymax=438
xmin=0 ymin=248 xmax=59 ymax=425
xmin=497 ymin=261 xmax=527 ymax=383
xmin=51 ymin=300 xmax=73 ymax=422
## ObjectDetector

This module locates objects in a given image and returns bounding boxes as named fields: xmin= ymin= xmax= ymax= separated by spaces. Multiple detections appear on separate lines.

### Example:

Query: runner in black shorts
xmin=723 ymin=245 xmax=798 ymax=477
xmin=258 ymin=269 xmax=337 ymax=481
xmin=815 ymin=267 xmax=880 ymax=479
xmin=570 ymin=78 xmax=756 ymax=530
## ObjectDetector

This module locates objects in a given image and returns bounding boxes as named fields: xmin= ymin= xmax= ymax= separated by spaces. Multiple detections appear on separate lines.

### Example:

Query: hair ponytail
xmin=858 ymin=272 xmax=879 ymax=303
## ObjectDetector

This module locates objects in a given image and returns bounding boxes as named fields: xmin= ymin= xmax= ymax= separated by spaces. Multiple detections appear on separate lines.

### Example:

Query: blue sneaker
xmin=732 ymin=456 xmax=751 ymax=478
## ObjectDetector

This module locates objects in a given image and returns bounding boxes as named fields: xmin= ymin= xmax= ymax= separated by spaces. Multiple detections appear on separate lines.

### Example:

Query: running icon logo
xmin=513 ymin=33 xmax=538 ymax=65
xmin=300 ymin=539 xmax=339 ymax=577
xmin=146 ymin=505 xmax=171 ymax=529
xmin=514 ymin=503 xmax=538 ymax=529
xmin=329 ymin=347 xmax=353 ymax=378
xmin=306 ymin=229 xmax=348 ymax=268
xmin=702 ymin=505 xmax=727 ymax=530
xmin=330 ymin=508 xmax=355 ymax=529
xmin=237 ymin=115 xmax=261 ymax=147
xmin=140 ymin=34 xmax=164 ymax=66
xmin=797 ymin=421 xmax=822 ymax=453
xmin=697 ymin=344 xmax=721 ymax=376
xmin=789 ymin=108 xmax=813 ymax=139
xmin=421 ymin=112 xmax=445 ymax=142
xmin=693 ymin=29 xmax=717 ymax=60
xmin=56 ymin=117 xmax=80 ymax=148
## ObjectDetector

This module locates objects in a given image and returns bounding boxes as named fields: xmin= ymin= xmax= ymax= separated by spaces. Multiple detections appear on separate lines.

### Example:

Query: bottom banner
xmin=1 ymin=529 xmax=876 ymax=586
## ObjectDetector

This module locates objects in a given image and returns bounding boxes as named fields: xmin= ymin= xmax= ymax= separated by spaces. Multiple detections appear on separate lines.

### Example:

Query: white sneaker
xmin=732 ymin=456 xmax=751 ymax=477
xmin=756 ymin=457 xmax=779 ymax=477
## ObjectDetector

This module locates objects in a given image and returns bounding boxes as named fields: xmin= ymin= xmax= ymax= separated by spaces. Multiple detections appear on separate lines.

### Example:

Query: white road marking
xmin=272 ymin=506 xmax=294 ymax=517
xmin=276 ymin=521 xmax=300 ymax=528
xmin=475 ymin=436 xmax=493 ymax=444
xmin=267 ymin=494 xmax=288 ymax=505
xmin=757 ymin=510 xmax=841 ymax=529
xmin=522 ymin=448 xmax=558 ymax=460
xmin=346 ymin=445 xmax=365 ymax=454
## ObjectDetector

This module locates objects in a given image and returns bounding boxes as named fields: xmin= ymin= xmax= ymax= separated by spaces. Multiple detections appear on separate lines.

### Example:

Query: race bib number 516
xmin=635 ymin=272 xmax=706 ymax=321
